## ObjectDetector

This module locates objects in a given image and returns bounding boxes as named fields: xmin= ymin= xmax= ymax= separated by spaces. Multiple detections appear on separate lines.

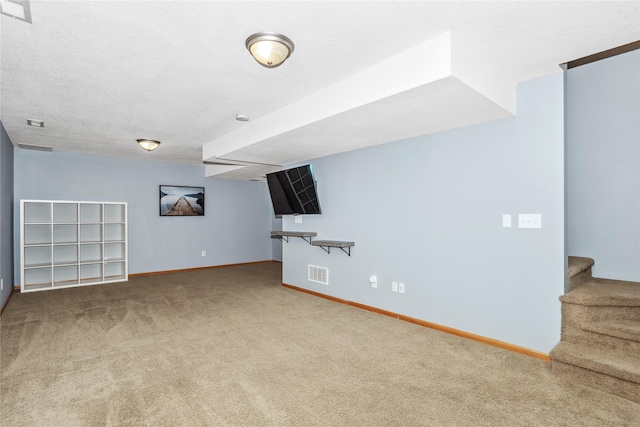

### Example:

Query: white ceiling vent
xmin=0 ymin=0 xmax=32 ymax=23
xmin=308 ymin=265 xmax=329 ymax=285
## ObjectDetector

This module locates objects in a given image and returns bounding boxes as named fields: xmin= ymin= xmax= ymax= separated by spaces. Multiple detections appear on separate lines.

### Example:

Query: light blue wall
xmin=1 ymin=122 xmax=15 ymax=309
xmin=271 ymin=216 xmax=283 ymax=262
xmin=281 ymin=74 xmax=565 ymax=353
xmin=14 ymin=149 xmax=274 ymax=282
xmin=567 ymin=49 xmax=640 ymax=281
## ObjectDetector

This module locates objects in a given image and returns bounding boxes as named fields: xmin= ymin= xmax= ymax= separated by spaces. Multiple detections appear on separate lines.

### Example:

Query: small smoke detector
xmin=26 ymin=119 xmax=44 ymax=127
xmin=235 ymin=114 xmax=250 ymax=122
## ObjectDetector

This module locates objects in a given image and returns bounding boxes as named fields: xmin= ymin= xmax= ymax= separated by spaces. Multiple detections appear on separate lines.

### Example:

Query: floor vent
xmin=308 ymin=265 xmax=329 ymax=285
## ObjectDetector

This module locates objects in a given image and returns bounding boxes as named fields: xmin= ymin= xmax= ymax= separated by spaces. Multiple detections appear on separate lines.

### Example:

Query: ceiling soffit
xmin=202 ymin=31 xmax=515 ymax=178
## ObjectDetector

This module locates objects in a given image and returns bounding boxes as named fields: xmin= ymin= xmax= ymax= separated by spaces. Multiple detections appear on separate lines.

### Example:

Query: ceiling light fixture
xmin=137 ymin=139 xmax=161 ymax=152
xmin=235 ymin=114 xmax=250 ymax=122
xmin=245 ymin=32 xmax=294 ymax=68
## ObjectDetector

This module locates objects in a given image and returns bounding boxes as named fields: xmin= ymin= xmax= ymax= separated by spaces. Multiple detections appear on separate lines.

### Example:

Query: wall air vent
xmin=0 ymin=0 xmax=32 ymax=23
xmin=308 ymin=265 xmax=329 ymax=285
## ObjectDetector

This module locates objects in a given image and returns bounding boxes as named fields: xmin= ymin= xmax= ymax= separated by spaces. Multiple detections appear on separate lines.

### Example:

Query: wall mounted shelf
xmin=270 ymin=231 xmax=317 ymax=244
xmin=271 ymin=231 xmax=355 ymax=256
xmin=311 ymin=240 xmax=355 ymax=256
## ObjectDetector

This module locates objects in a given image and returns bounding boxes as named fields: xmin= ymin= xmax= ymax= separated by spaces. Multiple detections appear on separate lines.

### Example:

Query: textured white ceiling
xmin=1 ymin=1 xmax=639 ymax=180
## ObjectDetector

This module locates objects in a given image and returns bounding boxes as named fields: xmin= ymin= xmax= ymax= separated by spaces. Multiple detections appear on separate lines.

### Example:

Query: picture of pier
xmin=159 ymin=185 xmax=205 ymax=216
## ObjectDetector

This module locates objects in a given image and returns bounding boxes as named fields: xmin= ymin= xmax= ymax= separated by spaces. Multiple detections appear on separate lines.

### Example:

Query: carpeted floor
xmin=2 ymin=262 xmax=639 ymax=426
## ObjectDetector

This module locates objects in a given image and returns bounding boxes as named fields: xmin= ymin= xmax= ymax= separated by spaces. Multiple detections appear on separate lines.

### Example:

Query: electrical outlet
xmin=399 ymin=283 xmax=405 ymax=294
xmin=392 ymin=281 xmax=398 ymax=292
xmin=201 ymin=250 xmax=206 ymax=257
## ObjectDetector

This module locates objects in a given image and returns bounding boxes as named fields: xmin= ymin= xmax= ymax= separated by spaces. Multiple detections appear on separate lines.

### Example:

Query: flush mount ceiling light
xmin=235 ymin=114 xmax=250 ymax=122
xmin=137 ymin=139 xmax=161 ymax=152
xmin=245 ymin=32 xmax=294 ymax=68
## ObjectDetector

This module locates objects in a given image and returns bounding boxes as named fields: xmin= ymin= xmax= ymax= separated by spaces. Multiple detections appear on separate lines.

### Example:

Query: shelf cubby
xmin=24 ymin=267 xmax=53 ymax=290
xmin=80 ymin=224 xmax=102 ymax=243
xmin=24 ymin=202 xmax=51 ymax=223
xmin=25 ymin=225 xmax=52 ymax=245
xmin=53 ymin=245 xmax=78 ymax=265
xmin=24 ymin=246 xmax=52 ymax=268
xmin=54 ymin=265 xmax=79 ymax=287
xmin=105 ymin=262 xmax=126 ymax=281
xmin=80 ymin=263 xmax=103 ymax=284
xmin=22 ymin=267 xmax=52 ymax=289
xmin=104 ymin=242 xmax=125 ymax=261
xmin=80 ymin=244 xmax=102 ymax=263
xmin=80 ymin=203 xmax=102 ymax=223
xmin=53 ymin=203 xmax=78 ymax=223
xmin=104 ymin=223 xmax=125 ymax=241
xmin=53 ymin=224 xmax=78 ymax=244
xmin=104 ymin=204 xmax=126 ymax=222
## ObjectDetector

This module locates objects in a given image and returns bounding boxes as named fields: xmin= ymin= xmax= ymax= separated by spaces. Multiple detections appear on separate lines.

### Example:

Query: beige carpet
xmin=2 ymin=262 xmax=639 ymax=426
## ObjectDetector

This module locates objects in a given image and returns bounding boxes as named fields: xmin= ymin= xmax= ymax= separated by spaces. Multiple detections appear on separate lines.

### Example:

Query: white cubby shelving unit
xmin=20 ymin=200 xmax=128 ymax=292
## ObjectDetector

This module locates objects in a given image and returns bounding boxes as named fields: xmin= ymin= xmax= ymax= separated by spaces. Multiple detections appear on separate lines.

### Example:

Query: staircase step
xmin=583 ymin=320 xmax=640 ymax=343
xmin=567 ymin=256 xmax=594 ymax=291
xmin=562 ymin=319 xmax=640 ymax=353
xmin=568 ymin=256 xmax=594 ymax=278
xmin=551 ymin=341 xmax=640 ymax=383
xmin=561 ymin=278 xmax=640 ymax=307
xmin=550 ymin=341 xmax=640 ymax=402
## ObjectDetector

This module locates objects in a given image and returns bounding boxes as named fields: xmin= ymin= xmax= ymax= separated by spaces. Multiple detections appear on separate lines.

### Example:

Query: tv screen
xmin=266 ymin=164 xmax=321 ymax=216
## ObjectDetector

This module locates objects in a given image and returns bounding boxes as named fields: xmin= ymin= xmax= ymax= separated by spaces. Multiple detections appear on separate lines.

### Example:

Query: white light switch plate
xmin=295 ymin=216 xmax=302 ymax=224
xmin=502 ymin=214 xmax=512 ymax=228
xmin=518 ymin=214 xmax=542 ymax=229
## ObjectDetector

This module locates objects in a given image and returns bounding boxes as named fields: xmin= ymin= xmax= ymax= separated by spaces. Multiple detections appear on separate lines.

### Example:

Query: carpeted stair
xmin=550 ymin=256 xmax=640 ymax=403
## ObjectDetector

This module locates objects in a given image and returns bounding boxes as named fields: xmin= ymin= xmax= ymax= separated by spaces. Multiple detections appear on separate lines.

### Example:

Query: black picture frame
xmin=159 ymin=185 xmax=205 ymax=216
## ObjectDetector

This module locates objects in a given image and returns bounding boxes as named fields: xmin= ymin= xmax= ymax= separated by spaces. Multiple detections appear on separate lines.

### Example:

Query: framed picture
xmin=159 ymin=185 xmax=205 ymax=216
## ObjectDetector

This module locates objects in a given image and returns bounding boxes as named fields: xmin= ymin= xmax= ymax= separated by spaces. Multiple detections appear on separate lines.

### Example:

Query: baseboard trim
xmin=1 ymin=286 xmax=16 ymax=316
xmin=130 ymin=260 xmax=277 ymax=277
xmin=282 ymin=283 xmax=551 ymax=362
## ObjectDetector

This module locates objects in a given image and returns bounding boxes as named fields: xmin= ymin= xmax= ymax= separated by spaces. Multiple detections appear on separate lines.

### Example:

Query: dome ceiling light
xmin=245 ymin=32 xmax=294 ymax=68
xmin=137 ymin=139 xmax=161 ymax=152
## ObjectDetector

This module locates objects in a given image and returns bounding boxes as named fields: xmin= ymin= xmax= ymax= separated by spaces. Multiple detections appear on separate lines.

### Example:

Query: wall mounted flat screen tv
xmin=266 ymin=164 xmax=321 ymax=216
